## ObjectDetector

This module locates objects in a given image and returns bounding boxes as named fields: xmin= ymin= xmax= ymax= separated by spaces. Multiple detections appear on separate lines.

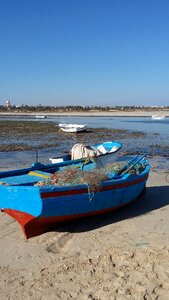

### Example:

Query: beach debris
xmin=134 ymin=241 xmax=149 ymax=247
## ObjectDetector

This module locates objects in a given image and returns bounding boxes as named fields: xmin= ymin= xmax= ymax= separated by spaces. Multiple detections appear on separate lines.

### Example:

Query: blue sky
xmin=0 ymin=0 xmax=169 ymax=106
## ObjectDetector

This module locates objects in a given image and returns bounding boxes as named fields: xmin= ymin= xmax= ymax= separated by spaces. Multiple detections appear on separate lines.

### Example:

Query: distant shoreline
xmin=0 ymin=109 xmax=169 ymax=117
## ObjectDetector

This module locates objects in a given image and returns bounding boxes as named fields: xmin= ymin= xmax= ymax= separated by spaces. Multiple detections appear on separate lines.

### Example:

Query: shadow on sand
xmin=54 ymin=185 xmax=169 ymax=233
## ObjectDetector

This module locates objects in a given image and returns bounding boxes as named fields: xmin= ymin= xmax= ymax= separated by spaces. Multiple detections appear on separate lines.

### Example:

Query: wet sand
xmin=0 ymin=168 xmax=169 ymax=299
xmin=0 ymin=120 xmax=146 ymax=153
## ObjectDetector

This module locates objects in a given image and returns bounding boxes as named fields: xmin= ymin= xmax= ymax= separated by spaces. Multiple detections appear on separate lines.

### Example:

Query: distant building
xmin=6 ymin=100 xmax=11 ymax=108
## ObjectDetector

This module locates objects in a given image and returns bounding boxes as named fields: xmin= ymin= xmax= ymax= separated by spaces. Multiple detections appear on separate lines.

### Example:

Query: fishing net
xmin=35 ymin=163 xmax=122 ymax=189
xmin=35 ymin=161 xmax=147 ymax=193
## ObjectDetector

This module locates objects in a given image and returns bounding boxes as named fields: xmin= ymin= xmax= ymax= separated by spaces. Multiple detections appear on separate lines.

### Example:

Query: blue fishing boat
xmin=0 ymin=156 xmax=96 ymax=180
xmin=0 ymin=141 xmax=122 ymax=180
xmin=49 ymin=141 xmax=122 ymax=168
xmin=0 ymin=155 xmax=150 ymax=239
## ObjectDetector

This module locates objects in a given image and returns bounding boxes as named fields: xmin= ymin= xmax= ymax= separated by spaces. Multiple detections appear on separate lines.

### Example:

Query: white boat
xmin=58 ymin=123 xmax=87 ymax=133
xmin=49 ymin=141 xmax=122 ymax=168
xmin=36 ymin=115 xmax=46 ymax=119
xmin=151 ymin=115 xmax=165 ymax=120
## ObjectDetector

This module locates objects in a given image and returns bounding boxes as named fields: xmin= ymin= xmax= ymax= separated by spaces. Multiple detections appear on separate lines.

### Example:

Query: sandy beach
xmin=0 ymin=109 xmax=169 ymax=117
xmin=0 ymin=167 xmax=169 ymax=299
xmin=0 ymin=113 xmax=168 ymax=299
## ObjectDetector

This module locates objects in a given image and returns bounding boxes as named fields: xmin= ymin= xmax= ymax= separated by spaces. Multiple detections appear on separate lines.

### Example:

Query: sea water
xmin=0 ymin=116 xmax=168 ymax=171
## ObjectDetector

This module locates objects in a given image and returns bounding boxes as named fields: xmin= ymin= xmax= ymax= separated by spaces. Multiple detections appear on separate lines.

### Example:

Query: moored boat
xmin=0 ymin=141 xmax=122 ymax=179
xmin=58 ymin=123 xmax=87 ymax=133
xmin=0 ymin=155 xmax=150 ymax=239
xmin=0 ymin=155 xmax=96 ymax=180
xmin=151 ymin=115 xmax=165 ymax=120
xmin=49 ymin=141 xmax=122 ymax=168
xmin=36 ymin=115 xmax=46 ymax=119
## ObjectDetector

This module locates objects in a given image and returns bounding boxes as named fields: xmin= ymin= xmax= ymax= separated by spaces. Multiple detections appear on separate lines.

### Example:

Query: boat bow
xmin=0 ymin=186 xmax=42 ymax=217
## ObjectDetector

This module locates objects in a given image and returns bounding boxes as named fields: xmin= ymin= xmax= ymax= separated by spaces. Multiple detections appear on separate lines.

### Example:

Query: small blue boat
xmin=0 ymin=141 xmax=122 ymax=179
xmin=49 ymin=141 xmax=122 ymax=168
xmin=0 ymin=155 xmax=150 ymax=239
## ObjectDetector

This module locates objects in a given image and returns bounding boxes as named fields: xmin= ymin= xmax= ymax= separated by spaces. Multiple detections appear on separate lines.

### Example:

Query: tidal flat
xmin=0 ymin=120 xmax=168 ymax=170
xmin=0 ymin=120 xmax=145 ymax=152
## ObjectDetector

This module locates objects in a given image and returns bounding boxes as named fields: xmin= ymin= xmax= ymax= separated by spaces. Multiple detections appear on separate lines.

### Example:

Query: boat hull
xmin=4 ymin=198 xmax=141 ymax=239
xmin=49 ymin=141 xmax=122 ymax=166
xmin=151 ymin=115 xmax=165 ymax=120
xmin=60 ymin=127 xmax=87 ymax=133
xmin=58 ymin=123 xmax=87 ymax=133
xmin=49 ymin=151 xmax=120 ymax=167
xmin=2 ymin=167 xmax=149 ymax=239
xmin=36 ymin=115 xmax=46 ymax=119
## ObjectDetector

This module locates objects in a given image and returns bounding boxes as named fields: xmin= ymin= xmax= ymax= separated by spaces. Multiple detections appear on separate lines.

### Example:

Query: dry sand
xmin=0 ymin=109 xmax=169 ymax=117
xmin=0 ymin=168 xmax=169 ymax=300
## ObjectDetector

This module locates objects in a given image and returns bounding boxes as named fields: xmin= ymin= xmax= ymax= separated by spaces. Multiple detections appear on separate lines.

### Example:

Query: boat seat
xmin=97 ymin=145 xmax=119 ymax=154
xmin=109 ymin=146 xmax=119 ymax=153
xmin=28 ymin=170 xmax=51 ymax=179
xmin=97 ymin=145 xmax=107 ymax=154
xmin=0 ymin=170 xmax=51 ymax=186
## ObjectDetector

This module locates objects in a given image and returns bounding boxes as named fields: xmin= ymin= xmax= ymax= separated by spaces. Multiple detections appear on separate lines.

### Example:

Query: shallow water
xmin=1 ymin=115 xmax=168 ymax=134
xmin=49 ymin=115 xmax=169 ymax=135
xmin=0 ymin=116 xmax=168 ymax=171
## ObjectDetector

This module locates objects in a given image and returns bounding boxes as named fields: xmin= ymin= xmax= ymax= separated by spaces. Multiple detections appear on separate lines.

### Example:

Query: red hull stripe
xmin=4 ymin=200 xmax=135 ymax=239
xmin=41 ymin=174 xmax=148 ymax=199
